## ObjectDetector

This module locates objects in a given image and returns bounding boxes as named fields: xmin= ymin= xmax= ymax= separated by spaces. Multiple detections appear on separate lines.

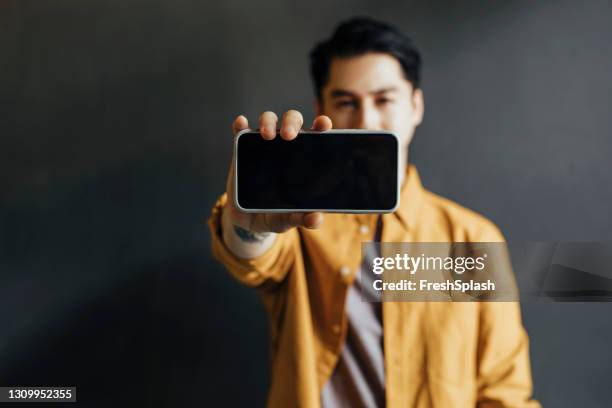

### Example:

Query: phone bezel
xmin=233 ymin=129 xmax=401 ymax=213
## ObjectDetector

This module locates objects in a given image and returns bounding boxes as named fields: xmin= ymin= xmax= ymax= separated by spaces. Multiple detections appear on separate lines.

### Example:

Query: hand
xmin=223 ymin=110 xmax=332 ymax=233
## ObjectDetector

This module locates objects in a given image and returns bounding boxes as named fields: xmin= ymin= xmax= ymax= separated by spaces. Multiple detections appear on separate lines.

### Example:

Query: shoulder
xmin=419 ymin=189 xmax=505 ymax=242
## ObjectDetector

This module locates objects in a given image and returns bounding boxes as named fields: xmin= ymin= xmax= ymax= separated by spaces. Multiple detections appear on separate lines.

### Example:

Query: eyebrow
xmin=329 ymin=86 xmax=399 ymax=98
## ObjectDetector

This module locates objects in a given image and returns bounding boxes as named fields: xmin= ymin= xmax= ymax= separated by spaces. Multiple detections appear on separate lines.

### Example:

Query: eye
xmin=335 ymin=99 xmax=357 ymax=109
xmin=376 ymin=97 xmax=394 ymax=106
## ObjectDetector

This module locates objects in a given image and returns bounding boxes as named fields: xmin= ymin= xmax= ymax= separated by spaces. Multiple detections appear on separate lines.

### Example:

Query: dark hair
xmin=309 ymin=17 xmax=422 ymax=101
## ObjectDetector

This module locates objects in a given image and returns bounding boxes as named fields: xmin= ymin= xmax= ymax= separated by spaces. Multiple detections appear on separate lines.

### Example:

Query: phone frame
xmin=233 ymin=128 xmax=401 ymax=213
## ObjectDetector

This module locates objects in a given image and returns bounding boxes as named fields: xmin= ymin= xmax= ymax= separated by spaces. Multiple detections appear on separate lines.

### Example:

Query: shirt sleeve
xmin=476 ymin=302 xmax=541 ymax=408
xmin=207 ymin=193 xmax=298 ymax=287
xmin=474 ymin=222 xmax=541 ymax=407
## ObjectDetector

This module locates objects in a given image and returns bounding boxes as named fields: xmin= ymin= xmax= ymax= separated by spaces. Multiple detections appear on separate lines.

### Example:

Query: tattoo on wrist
xmin=233 ymin=225 xmax=271 ymax=243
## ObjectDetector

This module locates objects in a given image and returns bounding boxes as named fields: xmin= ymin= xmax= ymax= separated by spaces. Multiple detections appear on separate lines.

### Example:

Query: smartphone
xmin=234 ymin=129 xmax=400 ymax=213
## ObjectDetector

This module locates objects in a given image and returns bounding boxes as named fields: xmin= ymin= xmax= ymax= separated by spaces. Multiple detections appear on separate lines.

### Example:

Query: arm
xmin=221 ymin=203 xmax=277 ymax=260
xmin=476 ymin=302 xmax=540 ymax=408
xmin=474 ymin=222 xmax=540 ymax=407
xmin=208 ymin=193 xmax=297 ymax=287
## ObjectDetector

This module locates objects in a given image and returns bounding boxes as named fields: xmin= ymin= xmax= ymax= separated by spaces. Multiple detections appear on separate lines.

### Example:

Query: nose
xmin=355 ymin=102 xmax=380 ymax=129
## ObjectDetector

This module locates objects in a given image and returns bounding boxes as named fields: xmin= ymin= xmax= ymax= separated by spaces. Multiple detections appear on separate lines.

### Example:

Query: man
xmin=209 ymin=17 xmax=540 ymax=407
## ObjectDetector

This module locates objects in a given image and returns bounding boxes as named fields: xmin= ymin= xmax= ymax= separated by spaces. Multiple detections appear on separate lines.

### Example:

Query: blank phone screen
xmin=235 ymin=131 xmax=399 ymax=211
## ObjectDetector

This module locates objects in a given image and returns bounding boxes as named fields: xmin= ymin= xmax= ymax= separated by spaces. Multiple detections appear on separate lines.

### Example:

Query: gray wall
xmin=1 ymin=0 xmax=611 ymax=406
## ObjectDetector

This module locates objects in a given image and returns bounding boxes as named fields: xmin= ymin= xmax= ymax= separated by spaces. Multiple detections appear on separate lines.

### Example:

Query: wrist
xmin=221 ymin=204 xmax=277 ymax=258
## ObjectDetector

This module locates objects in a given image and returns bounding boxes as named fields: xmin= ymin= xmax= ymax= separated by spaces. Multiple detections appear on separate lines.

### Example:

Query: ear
xmin=411 ymin=88 xmax=424 ymax=127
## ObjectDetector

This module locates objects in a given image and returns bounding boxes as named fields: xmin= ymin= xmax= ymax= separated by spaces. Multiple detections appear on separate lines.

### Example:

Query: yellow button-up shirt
xmin=208 ymin=165 xmax=540 ymax=407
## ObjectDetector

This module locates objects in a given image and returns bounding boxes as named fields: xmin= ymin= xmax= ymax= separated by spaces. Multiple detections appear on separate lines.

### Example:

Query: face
xmin=316 ymin=52 xmax=424 ymax=172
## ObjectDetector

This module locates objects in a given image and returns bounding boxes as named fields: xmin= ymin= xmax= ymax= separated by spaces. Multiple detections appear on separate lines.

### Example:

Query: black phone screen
xmin=235 ymin=131 xmax=399 ymax=211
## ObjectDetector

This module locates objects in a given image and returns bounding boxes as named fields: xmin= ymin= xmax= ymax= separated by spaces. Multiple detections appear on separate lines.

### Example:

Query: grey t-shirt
xmin=321 ymin=218 xmax=385 ymax=408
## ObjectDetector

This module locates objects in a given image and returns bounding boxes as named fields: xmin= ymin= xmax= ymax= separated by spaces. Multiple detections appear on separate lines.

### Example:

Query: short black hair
xmin=309 ymin=17 xmax=422 ymax=101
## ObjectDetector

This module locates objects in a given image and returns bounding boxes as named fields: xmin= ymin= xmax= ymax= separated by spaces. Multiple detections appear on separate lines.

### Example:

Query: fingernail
xmin=307 ymin=213 xmax=322 ymax=228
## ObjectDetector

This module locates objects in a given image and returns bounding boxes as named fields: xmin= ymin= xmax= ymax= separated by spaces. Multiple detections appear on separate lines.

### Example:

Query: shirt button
xmin=332 ymin=324 xmax=341 ymax=334
xmin=359 ymin=224 xmax=369 ymax=235
xmin=339 ymin=266 xmax=351 ymax=278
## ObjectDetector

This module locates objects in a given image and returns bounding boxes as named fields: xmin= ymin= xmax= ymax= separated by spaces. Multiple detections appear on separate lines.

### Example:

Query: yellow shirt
xmin=208 ymin=165 xmax=540 ymax=408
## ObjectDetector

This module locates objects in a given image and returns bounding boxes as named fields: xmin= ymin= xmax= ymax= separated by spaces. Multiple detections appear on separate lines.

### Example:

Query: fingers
xmin=259 ymin=111 xmax=278 ymax=140
xmin=280 ymin=110 xmax=304 ymax=140
xmin=229 ymin=114 xmax=249 ymax=196
xmin=236 ymin=112 xmax=331 ymax=140
xmin=311 ymin=115 xmax=333 ymax=131
xmin=303 ymin=212 xmax=324 ymax=229
xmin=232 ymin=115 xmax=249 ymax=136
xmin=228 ymin=115 xmax=248 ymax=215
xmin=286 ymin=212 xmax=323 ymax=230
xmin=250 ymin=212 xmax=324 ymax=233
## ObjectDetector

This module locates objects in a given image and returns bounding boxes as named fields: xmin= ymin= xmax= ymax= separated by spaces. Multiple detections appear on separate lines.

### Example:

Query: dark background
xmin=2 ymin=0 xmax=611 ymax=406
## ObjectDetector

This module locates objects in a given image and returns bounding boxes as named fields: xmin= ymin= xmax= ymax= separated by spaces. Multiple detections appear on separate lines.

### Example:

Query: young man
xmin=209 ymin=17 xmax=540 ymax=407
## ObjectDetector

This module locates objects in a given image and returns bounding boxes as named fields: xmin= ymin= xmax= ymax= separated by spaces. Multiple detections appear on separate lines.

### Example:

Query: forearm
xmin=221 ymin=205 xmax=277 ymax=259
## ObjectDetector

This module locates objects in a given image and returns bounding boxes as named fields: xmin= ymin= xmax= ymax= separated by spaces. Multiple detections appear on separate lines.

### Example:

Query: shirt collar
xmin=394 ymin=164 xmax=423 ymax=231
